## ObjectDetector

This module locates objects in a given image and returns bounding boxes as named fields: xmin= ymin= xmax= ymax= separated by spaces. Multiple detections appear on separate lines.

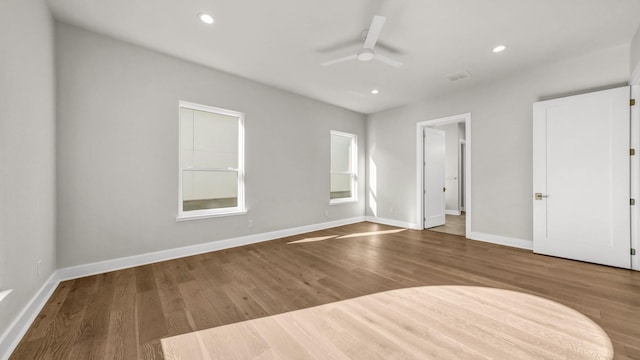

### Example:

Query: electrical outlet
xmin=37 ymin=260 xmax=42 ymax=276
xmin=248 ymin=220 xmax=254 ymax=228
xmin=390 ymin=207 xmax=395 ymax=213
xmin=324 ymin=210 xmax=329 ymax=217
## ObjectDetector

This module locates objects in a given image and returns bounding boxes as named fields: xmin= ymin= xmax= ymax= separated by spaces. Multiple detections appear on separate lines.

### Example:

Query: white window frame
xmin=330 ymin=130 xmax=358 ymax=205
xmin=177 ymin=101 xmax=246 ymax=221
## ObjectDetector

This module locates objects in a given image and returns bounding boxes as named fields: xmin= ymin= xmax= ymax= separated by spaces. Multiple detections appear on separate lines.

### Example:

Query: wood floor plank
xmin=69 ymin=273 xmax=115 ymax=358
xmin=136 ymin=289 xmax=169 ymax=346
xmin=10 ymin=277 xmax=96 ymax=360
xmin=23 ymin=282 xmax=73 ymax=341
xmin=139 ymin=339 xmax=163 ymax=360
xmin=105 ymin=268 xmax=138 ymax=360
xmin=9 ymin=222 xmax=640 ymax=359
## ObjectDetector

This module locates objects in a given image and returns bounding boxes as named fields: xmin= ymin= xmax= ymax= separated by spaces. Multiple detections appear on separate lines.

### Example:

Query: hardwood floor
xmin=9 ymin=222 xmax=640 ymax=359
xmin=162 ymin=287 xmax=614 ymax=359
xmin=427 ymin=212 xmax=466 ymax=236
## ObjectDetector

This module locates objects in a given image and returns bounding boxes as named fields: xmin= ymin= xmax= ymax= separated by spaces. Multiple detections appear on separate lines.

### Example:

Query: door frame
xmin=416 ymin=113 xmax=471 ymax=237
xmin=459 ymin=139 xmax=466 ymax=212
xmin=631 ymin=84 xmax=640 ymax=271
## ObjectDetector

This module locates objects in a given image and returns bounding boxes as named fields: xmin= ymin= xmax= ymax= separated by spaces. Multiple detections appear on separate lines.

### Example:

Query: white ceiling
xmin=47 ymin=0 xmax=640 ymax=114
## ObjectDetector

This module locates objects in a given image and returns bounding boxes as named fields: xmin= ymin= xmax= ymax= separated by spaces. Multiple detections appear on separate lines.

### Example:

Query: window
xmin=178 ymin=101 xmax=245 ymax=220
xmin=330 ymin=131 xmax=357 ymax=204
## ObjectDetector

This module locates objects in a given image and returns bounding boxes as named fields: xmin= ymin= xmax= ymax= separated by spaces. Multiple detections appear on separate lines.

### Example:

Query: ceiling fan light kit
xmin=357 ymin=48 xmax=375 ymax=61
xmin=322 ymin=15 xmax=403 ymax=68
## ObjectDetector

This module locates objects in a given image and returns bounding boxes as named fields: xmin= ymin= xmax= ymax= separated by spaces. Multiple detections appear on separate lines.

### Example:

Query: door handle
xmin=443 ymin=187 xmax=446 ymax=192
xmin=534 ymin=193 xmax=549 ymax=200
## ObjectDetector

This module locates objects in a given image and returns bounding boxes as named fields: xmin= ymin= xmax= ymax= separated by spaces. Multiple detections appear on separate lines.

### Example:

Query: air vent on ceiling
xmin=447 ymin=70 xmax=472 ymax=82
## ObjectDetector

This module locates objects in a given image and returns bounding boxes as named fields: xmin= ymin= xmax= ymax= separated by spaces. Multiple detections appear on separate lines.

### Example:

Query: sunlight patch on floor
xmin=287 ymin=235 xmax=338 ymax=244
xmin=287 ymin=229 xmax=406 ymax=244
xmin=162 ymin=286 xmax=613 ymax=360
xmin=336 ymin=229 xmax=405 ymax=239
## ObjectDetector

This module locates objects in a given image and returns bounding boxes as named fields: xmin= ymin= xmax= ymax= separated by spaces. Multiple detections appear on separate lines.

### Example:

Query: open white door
xmin=424 ymin=127 xmax=446 ymax=229
xmin=533 ymin=86 xmax=631 ymax=269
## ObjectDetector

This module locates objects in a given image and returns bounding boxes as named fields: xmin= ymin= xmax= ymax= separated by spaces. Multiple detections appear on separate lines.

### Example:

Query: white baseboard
xmin=0 ymin=216 xmax=365 ymax=360
xmin=0 ymin=272 xmax=61 ymax=360
xmin=445 ymin=210 xmax=461 ymax=216
xmin=365 ymin=216 xmax=420 ymax=230
xmin=56 ymin=216 xmax=366 ymax=281
xmin=468 ymin=231 xmax=532 ymax=250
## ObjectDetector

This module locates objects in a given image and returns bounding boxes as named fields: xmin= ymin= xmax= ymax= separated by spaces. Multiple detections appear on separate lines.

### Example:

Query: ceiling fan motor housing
xmin=321 ymin=16 xmax=402 ymax=67
xmin=357 ymin=48 xmax=375 ymax=61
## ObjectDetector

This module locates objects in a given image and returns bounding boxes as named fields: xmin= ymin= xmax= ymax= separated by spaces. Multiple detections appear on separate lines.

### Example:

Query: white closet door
xmin=424 ymin=128 xmax=446 ymax=229
xmin=533 ymin=86 xmax=631 ymax=268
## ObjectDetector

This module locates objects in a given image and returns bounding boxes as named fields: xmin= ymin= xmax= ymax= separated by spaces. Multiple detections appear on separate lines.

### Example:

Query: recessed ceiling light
xmin=493 ymin=45 xmax=506 ymax=53
xmin=371 ymin=89 xmax=380 ymax=94
xmin=199 ymin=13 xmax=214 ymax=24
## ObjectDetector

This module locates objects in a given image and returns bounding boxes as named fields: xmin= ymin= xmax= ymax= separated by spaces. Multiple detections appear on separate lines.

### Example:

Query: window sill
xmin=329 ymin=198 xmax=358 ymax=205
xmin=176 ymin=210 xmax=247 ymax=222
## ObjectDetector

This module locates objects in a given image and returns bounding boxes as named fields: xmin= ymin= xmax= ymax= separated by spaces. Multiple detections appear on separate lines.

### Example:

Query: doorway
xmin=416 ymin=113 xmax=471 ymax=238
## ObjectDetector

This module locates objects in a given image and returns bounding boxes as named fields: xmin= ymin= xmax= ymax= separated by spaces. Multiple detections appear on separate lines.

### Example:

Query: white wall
xmin=631 ymin=25 xmax=640 ymax=77
xmin=0 ymin=0 xmax=57 ymax=341
xmin=55 ymin=23 xmax=366 ymax=268
xmin=366 ymin=45 xmax=629 ymax=241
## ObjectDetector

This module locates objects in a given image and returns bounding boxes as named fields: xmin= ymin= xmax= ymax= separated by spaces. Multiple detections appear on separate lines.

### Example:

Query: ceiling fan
xmin=321 ymin=15 xmax=403 ymax=68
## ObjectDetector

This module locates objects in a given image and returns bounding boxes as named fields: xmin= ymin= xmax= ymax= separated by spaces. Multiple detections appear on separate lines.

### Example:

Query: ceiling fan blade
xmin=363 ymin=15 xmax=386 ymax=49
xmin=321 ymin=54 xmax=357 ymax=67
xmin=375 ymin=54 xmax=403 ymax=67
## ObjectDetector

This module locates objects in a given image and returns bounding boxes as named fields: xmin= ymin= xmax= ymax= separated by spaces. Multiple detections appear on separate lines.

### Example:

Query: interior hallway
xmin=427 ymin=212 xmax=466 ymax=237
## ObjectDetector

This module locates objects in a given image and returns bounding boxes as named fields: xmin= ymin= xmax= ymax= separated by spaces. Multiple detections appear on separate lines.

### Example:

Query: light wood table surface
xmin=161 ymin=286 xmax=613 ymax=359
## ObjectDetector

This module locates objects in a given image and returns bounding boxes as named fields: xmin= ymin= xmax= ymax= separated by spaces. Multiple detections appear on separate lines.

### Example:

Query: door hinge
xmin=631 ymin=199 xmax=636 ymax=206
xmin=631 ymin=99 xmax=636 ymax=106
xmin=631 ymin=149 xmax=636 ymax=156
xmin=632 ymin=248 xmax=636 ymax=256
